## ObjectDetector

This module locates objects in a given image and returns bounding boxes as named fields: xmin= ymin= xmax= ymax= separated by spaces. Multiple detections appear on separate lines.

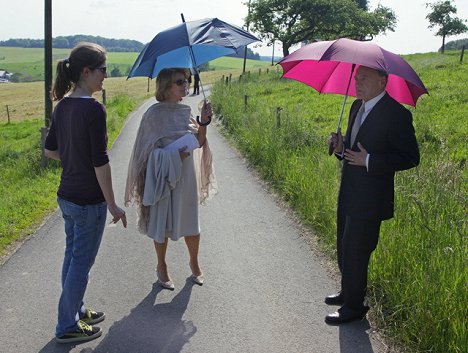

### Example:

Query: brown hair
xmin=155 ymin=68 xmax=189 ymax=102
xmin=50 ymin=42 xmax=107 ymax=101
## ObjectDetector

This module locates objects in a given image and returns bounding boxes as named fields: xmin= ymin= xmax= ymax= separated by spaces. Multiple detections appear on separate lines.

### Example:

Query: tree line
xmin=0 ymin=35 xmax=145 ymax=52
xmin=0 ymin=35 xmax=262 ymax=60
xmin=227 ymin=47 xmax=260 ymax=60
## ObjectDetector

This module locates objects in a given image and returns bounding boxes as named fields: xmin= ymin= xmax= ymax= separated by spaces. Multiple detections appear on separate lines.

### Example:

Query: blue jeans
xmin=56 ymin=198 xmax=107 ymax=337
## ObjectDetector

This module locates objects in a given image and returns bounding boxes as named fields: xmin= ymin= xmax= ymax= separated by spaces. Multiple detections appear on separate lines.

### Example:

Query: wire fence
xmin=1 ymin=102 xmax=44 ymax=123
xmin=0 ymin=92 xmax=106 ymax=124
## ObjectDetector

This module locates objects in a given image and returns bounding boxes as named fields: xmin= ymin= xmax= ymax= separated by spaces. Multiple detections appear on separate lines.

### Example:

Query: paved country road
xmin=0 ymin=88 xmax=388 ymax=353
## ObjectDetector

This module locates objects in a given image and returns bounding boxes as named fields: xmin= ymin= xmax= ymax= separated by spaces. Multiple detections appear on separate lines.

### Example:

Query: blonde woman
xmin=125 ymin=68 xmax=217 ymax=290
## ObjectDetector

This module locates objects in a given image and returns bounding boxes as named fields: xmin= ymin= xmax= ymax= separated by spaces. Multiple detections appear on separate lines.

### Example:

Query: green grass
xmin=0 ymin=46 xmax=272 ymax=81
xmin=0 ymin=94 xmax=137 ymax=258
xmin=0 ymin=119 xmax=60 ymax=250
xmin=0 ymin=47 xmax=140 ymax=81
xmin=210 ymin=51 xmax=467 ymax=353
xmin=208 ymin=56 xmax=272 ymax=70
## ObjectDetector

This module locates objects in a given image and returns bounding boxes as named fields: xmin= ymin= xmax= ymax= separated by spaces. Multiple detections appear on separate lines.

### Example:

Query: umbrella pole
xmin=180 ymin=13 xmax=207 ymax=102
xmin=336 ymin=94 xmax=349 ymax=132
xmin=187 ymin=46 xmax=211 ymax=123
xmin=187 ymin=46 xmax=208 ymax=103
xmin=328 ymin=63 xmax=355 ymax=155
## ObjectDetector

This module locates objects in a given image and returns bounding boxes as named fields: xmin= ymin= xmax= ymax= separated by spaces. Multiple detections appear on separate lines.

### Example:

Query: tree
xmin=355 ymin=0 xmax=368 ymax=10
xmin=228 ymin=47 xmax=260 ymax=60
xmin=53 ymin=37 xmax=70 ymax=49
xmin=426 ymin=0 xmax=468 ymax=54
xmin=246 ymin=0 xmax=395 ymax=57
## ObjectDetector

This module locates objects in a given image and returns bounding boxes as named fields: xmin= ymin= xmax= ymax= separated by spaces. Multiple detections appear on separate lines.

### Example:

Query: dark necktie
xmin=350 ymin=103 xmax=365 ymax=146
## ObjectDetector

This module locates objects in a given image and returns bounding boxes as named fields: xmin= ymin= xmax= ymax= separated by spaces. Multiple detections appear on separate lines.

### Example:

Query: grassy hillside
xmin=0 ymin=46 xmax=271 ymax=82
xmin=210 ymin=50 xmax=467 ymax=353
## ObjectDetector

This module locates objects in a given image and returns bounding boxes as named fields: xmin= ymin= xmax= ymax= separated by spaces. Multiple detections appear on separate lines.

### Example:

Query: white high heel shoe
xmin=190 ymin=273 xmax=204 ymax=286
xmin=156 ymin=270 xmax=174 ymax=290
xmin=189 ymin=262 xmax=204 ymax=286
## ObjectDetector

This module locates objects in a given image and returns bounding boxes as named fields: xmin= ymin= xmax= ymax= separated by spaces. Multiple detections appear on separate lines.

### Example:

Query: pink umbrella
xmin=278 ymin=38 xmax=428 ymax=152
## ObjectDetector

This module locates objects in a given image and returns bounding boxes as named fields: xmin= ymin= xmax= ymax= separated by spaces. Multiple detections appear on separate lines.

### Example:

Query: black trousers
xmin=337 ymin=207 xmax=381 ymax=312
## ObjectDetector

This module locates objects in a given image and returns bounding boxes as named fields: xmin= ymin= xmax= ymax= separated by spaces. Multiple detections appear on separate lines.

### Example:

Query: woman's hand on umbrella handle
xmin=201 ymin=101 xmax=212 ymax=122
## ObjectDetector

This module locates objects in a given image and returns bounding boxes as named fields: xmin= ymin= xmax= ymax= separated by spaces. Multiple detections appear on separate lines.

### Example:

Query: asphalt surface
xmin=0 ymin=88 xmax=386 ymax=353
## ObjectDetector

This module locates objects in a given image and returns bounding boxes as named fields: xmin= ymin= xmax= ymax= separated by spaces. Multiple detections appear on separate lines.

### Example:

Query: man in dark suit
xmin=326 ymin=65 xmax=420 ymax=325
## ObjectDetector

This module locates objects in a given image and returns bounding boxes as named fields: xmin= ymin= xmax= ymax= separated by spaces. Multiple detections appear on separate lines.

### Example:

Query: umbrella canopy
xmin=278 ymin=38 xmax=428 ymax=107
xmin=128 ymin=17 xmax=260 ymax=79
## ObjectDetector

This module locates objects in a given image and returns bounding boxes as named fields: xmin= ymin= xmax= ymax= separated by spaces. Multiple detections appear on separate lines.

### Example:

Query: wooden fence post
xmin=276 ymin=107 xmax=282 ymax=128
xmin=244 ymin=95 xmax=248 ymax=110
xmin=6 ymin=105 xmax=10 ymax=124
xmin=102 ymin=89 xmax=106 ymax=106
xmin=460 ymin=45 xmax=465 ymax=64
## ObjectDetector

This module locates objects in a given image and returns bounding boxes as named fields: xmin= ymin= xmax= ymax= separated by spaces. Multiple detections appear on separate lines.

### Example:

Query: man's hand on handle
xmin=328 ymin=129 xmax=343 ymax=155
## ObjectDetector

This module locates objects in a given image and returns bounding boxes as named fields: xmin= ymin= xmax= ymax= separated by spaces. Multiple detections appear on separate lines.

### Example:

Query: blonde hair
xmin=51 ymin=42 xmax=106 ymax=101
xmin=155 ymin=68 xmax=189 ymax=102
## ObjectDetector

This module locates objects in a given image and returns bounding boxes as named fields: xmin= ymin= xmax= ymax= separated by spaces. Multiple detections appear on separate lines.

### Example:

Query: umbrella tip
xmin=181 ymin=13 xmax=185 ymax=23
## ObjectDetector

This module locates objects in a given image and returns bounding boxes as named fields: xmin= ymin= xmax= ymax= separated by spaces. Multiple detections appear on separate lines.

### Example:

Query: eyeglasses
xmin=93 ymin=66 xmax=107 ymax=74
xmin=173 ymin=79 xmax=188 ymax=86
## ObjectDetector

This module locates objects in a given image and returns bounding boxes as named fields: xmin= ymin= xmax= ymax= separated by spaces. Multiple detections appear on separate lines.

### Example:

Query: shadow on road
xmin=38 ymin=279 xmax=196 ymax=353
xmin=339 ymin=319 xmax=376 ymax=353
xmin=89 ymin=278 xmax=197 ymax=353
xmin=38 ymin=339 xmax=74 ymax=353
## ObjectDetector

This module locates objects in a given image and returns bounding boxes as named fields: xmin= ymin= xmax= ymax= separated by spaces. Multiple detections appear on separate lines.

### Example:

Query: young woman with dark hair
xmin=45 ymin=42 xmax=127 ymax=344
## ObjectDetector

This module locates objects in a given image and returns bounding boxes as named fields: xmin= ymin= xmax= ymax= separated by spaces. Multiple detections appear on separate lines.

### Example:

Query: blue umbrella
xmin=127 ymin=17 xmax=260 ymax=79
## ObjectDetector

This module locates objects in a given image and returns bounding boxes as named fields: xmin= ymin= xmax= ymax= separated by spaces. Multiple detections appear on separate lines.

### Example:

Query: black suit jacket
xmin=338 ymin=93 xmax=420 ymax=220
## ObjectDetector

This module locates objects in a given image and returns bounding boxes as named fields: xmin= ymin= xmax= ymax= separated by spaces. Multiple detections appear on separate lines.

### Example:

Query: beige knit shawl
xmin=124 ymin=101 xmax=217 ymax=234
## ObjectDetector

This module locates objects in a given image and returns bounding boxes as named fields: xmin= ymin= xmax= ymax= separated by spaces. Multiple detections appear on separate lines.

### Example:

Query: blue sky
xmin=1 ymin=0 xmax=467 ymax=56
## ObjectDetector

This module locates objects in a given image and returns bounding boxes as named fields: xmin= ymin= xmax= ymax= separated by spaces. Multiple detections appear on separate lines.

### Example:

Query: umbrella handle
xmin=328 ymin=94 xmax=347 ymax=156
xmin=328 ymin=127 xmax=341 ymax=156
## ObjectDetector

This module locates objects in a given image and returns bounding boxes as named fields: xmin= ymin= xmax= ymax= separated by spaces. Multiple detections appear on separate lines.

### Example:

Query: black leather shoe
xmin=325 ymin=292 xmax=344 ymax=305
xmin=325 ymin=306 xmax=369 ymax=325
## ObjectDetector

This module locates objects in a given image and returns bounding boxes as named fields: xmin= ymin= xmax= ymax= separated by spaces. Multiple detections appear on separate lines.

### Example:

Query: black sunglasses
xmin=93 ymin=66 xmax=107 ymax=74
xmin=174 ymin=79 xmax=188 ymax=86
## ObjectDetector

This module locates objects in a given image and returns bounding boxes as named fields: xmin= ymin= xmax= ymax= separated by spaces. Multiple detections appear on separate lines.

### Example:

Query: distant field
xmin=0 ymin=46 xmax=272 ymax=81
xmin=0 ymin=67 xmax=274 ymax=123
